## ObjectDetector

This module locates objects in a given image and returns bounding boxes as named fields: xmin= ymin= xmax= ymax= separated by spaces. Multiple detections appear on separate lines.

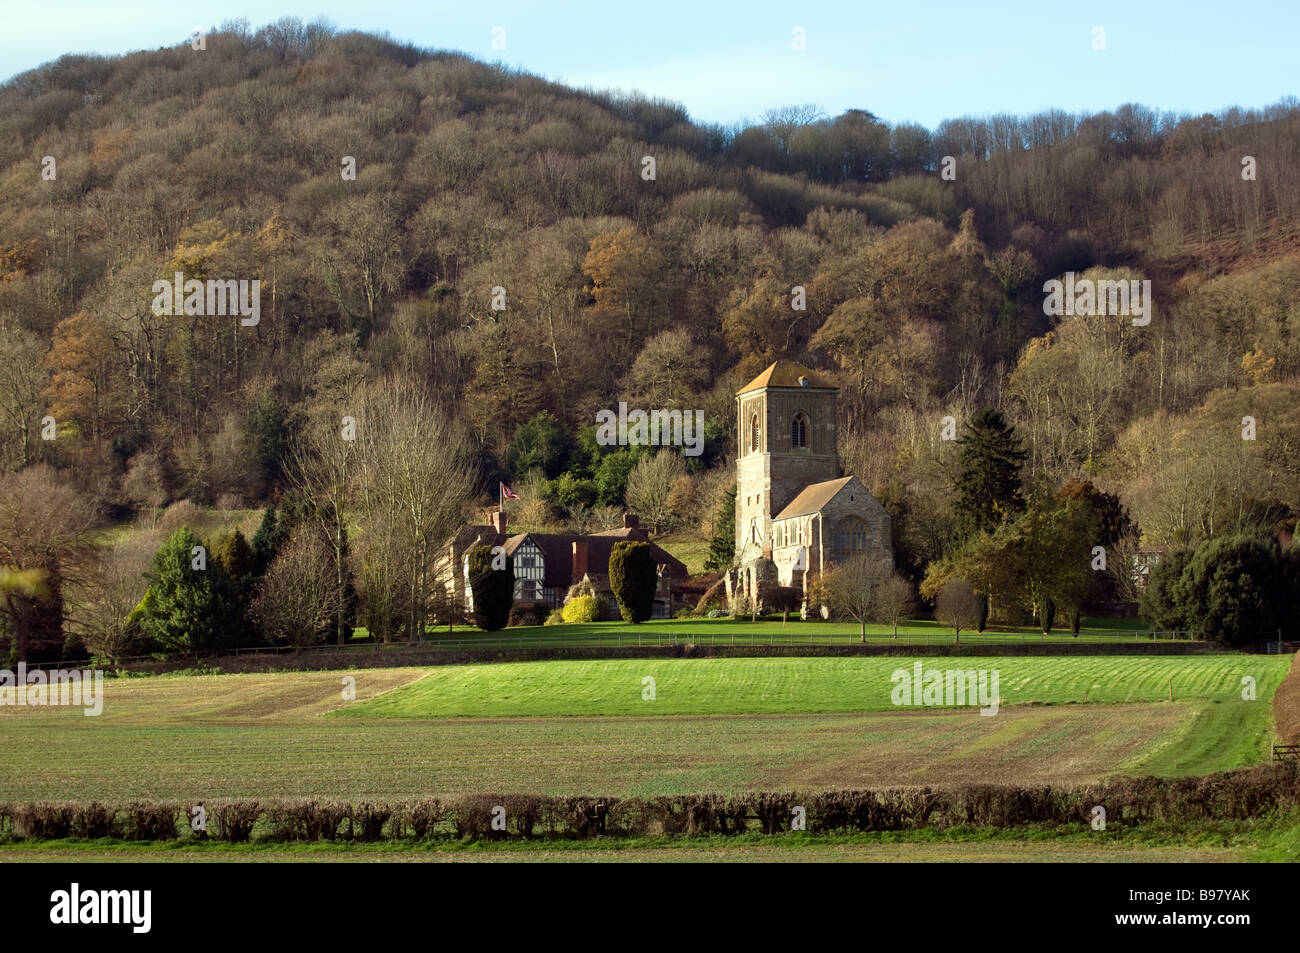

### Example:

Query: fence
xmin=409 ymin=630 xmax=1206 ymax=651
xmin=14 ymin=627 xmax=1220 ymax=670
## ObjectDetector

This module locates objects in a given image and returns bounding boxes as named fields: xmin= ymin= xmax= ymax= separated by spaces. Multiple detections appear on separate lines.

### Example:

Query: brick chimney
xmin=623 ymin=513 xmax=639 ymax=529
xmin=571 ymin=540 xmax=588 ymax=584
xmin=490 ymin=510 xmax=507 ymax=535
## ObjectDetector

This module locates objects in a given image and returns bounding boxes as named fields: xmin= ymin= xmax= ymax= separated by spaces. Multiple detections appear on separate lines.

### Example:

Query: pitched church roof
xmin=773 ymin=476 xmax=857 ymax=520
xmin=736 ymin=361 xmax=838 ymax=396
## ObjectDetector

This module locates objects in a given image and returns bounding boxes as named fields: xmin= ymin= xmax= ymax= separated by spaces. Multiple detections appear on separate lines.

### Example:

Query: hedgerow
xmin=1 ymin=765 xmax=1295 ymax=843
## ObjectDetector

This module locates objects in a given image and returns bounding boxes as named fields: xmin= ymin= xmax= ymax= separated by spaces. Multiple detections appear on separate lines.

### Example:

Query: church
xmin=725 ymin=361 xmax=892 ymax=611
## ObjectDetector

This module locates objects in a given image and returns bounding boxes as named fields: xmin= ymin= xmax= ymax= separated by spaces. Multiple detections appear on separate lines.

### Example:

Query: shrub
xmin=123 ymin=801 xmax=178 ymax=840
xmin=71 ymin=802 xmax=115 ymax=838
xmin=393 ymin=798 xmax=445 ymax=839
xmin=768 ymin=586 xmax=802 ymax=622
xmin=561 ymin=797 xmax=610 ymax=838
xmin=1140 ymin=548 xmax=1193 ymax=630
xmin=503 ymin=794 xmax=550 ymax=838
xmin=1141 ymin=536 xmax=1292 ymax=645
xmin=750 ymin=792 xmax=800 ymax=835
xmin=348 ymin=802 xmax=391 ymax=841
xmin=157 ymin=500 xmax=203 ymax=535
xmin=561 ymin=595 xmax=600 ymax=623
xmin=211 ymin=800 xmax=261 ymax=842
xmin=506 ymin=605 xmax=536 ymax=627
xmin=692 ymin=577 xmax=727 ymax=616
xmin=268 ymin=799 xmax=347 ymax=840
xmin=609 ymin=541 xmax=657 ymax=623
xmin=12 ymin=803 xmax=74 ymax=839
xmin=544 ymin=608 xmax=565 ymax=626
xmin=452 ymin=795 xmax=506 ymax=839
xmin=1182 ymin=535 xmax=1283 ymax=646
xmin=466 ymin=544 xmax=513 ymax=631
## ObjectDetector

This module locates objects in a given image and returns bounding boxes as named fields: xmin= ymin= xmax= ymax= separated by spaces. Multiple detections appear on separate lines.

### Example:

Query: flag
xmin=501 ymin=482 xmax=520 ymax=500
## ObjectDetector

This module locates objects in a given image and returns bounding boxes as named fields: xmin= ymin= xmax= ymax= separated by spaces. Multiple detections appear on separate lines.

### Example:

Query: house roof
xmin=736 ymin=361 xmax=838 ymax=396
xmin=501 ymin=530 xmax=688 ymax=588
xmin=773 ymin=476 xmax=856 ymax=520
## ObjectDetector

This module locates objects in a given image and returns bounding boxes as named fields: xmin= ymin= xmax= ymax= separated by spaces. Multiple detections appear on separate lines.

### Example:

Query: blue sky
xmin=3 ymin=1 xmax=1295 ymax=128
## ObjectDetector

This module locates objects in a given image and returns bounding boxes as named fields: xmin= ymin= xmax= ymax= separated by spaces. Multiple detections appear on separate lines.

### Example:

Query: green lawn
xmin=655 ymin=533 xmax=711 ymax=575
xmin=339 ymin=655 xmax=1287 ymax=719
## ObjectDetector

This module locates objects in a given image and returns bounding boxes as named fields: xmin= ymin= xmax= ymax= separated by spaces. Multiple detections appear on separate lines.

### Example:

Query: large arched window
xmin=750 ymin=413 xmax=760 ymax=454
xmin=791 ymin=412 xmax=809 ymax=449
xmin=832 ymin=517 xmax=871 ymax=564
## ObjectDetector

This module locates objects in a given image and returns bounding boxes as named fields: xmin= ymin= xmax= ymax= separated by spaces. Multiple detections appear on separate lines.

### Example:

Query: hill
xmin=0 ymin=17 xmax=1298 ymax=659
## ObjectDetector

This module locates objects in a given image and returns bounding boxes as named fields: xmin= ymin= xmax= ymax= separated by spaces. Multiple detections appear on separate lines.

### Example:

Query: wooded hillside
xmin=1 ymin=17 xmax=1298 ymax=656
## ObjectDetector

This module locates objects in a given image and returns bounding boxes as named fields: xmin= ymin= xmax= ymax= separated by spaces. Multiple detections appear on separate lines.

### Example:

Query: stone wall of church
xmin=818 ymin=487 xmax=893 ymax=565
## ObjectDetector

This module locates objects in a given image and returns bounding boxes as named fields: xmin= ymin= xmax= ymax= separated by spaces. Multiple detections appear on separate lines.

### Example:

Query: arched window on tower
xmin=750 ymin=413 xmax=760 ymax=454
xmin=791 ymin=412 xmax=809 ymax=449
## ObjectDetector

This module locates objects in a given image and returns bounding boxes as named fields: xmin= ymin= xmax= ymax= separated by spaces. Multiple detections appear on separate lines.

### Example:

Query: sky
xmin=2 ymin=1 xmax=1296 ymax=129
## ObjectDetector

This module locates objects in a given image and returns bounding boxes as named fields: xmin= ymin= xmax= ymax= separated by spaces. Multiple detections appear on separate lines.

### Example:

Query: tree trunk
xmin=334 ymin=526 xmax=345 ymax=645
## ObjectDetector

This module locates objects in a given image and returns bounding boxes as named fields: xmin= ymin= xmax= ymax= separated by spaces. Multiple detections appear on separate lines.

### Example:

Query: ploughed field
xmin=0 ymin=656 xmax=1286 ymax=801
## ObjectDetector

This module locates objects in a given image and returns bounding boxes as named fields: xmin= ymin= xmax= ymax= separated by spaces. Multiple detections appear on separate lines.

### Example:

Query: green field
xmin=340 ymin=655 xmax=1286 ymax=718
xmin=0 ymin=655 xmax=1287 ymax=804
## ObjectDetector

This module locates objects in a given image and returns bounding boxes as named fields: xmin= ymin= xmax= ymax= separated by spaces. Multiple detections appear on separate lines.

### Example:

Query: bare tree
xmin=624 ymin=450 xmax=686 ymax=534
xmin=762 ymin=104 xmax=827 ymax=158
xmin=355 ymin=378 xmax=475 ymax=643
xmin=319 ymin=192 xmax=405 ymax=335
xmin=69 ymin=531 xmax=158 ymax=662
xmin=591 ymin=505 xmax=625 ymax=531
xmin=935 ymin=578 xmax=982 ymax=645
xmin=253 ymin=532 xmax=340 ymax=652
xmin=351 ymin=509 xmax=407 ymax=645
xmin=0 ymin=327 xmax=46 ymax=471
xmin=287 ymin=414 xmax=359 ymax=645
xmin=876 ymin=573 xmax=915 ymax=639
xmin=816 ymin=555 xmax=892 ymax=642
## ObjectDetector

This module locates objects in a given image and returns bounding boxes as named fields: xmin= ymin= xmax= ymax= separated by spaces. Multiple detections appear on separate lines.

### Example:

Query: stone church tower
xmin=728 ymin=361 xmax=892 ymax=611
xmin=734 ymin=362 xmax=840 ymax=563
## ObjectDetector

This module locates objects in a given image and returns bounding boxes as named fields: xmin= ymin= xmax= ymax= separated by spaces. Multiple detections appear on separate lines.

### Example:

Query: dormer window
xmin=791 ymin=413 xmax=809 ymax=449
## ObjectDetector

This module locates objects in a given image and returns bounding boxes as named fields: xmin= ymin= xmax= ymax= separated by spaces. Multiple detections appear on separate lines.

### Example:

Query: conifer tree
xmin=952 ymin=409 xmax=1026 ymax=542
xmin=704 ymin=486 xmax=737 ymax=573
